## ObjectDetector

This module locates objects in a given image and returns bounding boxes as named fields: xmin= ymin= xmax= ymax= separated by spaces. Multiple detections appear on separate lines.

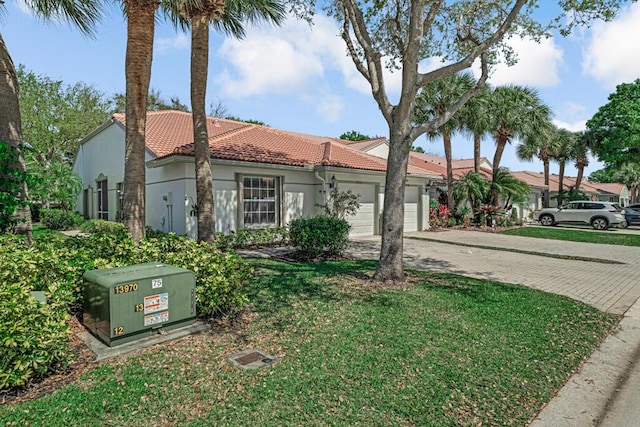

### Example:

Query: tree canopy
xmin=339 ymin=130 xmax=373 ymax=141
xmin=327 ymin=0 xmax=628 ymax=281
xmin=18 ymin=66 xmax=111 ymax=163
xmin=587 ymin=78 xmax=640 ymax=167
xmin=111 ymin=89 xmax=190 ymax=113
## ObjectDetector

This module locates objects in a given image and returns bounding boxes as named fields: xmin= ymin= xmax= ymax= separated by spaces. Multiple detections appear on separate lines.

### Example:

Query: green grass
xmin=501 ymin=226 xmax=640 ymax=246
xmin=0 ymin=259 xmax=617 ymax=426
xmin=31 ymin=224 xmax=63 ymax=238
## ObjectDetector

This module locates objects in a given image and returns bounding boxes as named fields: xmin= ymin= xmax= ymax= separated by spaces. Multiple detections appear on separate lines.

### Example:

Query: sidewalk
xmin=346 ymin=230 xmax=640 ymax=426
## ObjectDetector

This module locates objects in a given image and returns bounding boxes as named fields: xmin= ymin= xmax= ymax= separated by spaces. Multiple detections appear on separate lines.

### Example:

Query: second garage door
xmin=342 ymin=184 xmax=376 ymax=236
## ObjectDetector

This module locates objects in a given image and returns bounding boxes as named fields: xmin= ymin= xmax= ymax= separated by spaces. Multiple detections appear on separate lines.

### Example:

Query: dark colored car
xmin=622 ymin=208 xmax=640 ymax=227
xmin=627 ymin=204 xmax=640 ymax=211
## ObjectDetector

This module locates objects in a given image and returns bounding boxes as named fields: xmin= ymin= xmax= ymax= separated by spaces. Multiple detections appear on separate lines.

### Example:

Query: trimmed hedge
xmin=289 ymin=216 xmax=351 ymax=258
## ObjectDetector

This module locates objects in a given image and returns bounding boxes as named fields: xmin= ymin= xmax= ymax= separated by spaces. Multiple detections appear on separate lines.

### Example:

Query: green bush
xmin=217 ymin=227 xmax=289 ymax=250
xmin=81 ymin=219 xmax=128 ymax=236
xmin=40 ymin=209 xmax=83 ymax=230
xmin=289 ymin=216 xmax=351 ymax=258
xmin=0 ymin=283 xmax=73 ymax=390
xmin=134 ymin=235 xmax=252 ymax=316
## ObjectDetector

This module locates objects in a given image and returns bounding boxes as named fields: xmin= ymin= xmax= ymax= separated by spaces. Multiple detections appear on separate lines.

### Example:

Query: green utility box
xmin=83 ymin=263 xmax=196 ymax=347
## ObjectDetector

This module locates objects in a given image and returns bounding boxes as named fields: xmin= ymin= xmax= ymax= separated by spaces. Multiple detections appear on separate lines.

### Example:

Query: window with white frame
xmin=96 ymin=179 xmax=108 ymax=220
xmin=242 ymin=176 xmax=278 ymax=227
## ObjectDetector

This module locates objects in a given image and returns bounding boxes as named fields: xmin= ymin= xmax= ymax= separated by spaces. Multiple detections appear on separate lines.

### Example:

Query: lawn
xmin=501 ymin=226 xmax=640 ymax=246
xmin=0 ymin=259 xmax=617 ymax=426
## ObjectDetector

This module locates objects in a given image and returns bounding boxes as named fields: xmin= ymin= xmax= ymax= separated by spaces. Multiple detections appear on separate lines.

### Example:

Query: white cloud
xmin=582 ymin=3 xmax=640 ymax=89
xmin=552 ymin=119 xmax=586 ymax=132
xmin=213 ymin=13 xmax=411 ymax=100
xmin=215 ymin=15 xmax=344 ymax=97
xmin=475 ymin=35 xmax=564 ymax=87
xmin=156 ymin=33 xmax=189 ymax=53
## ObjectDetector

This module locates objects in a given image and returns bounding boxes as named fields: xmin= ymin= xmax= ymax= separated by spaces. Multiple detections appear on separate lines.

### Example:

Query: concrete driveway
xmin=348 ymin=229 xmax=640 ymax=315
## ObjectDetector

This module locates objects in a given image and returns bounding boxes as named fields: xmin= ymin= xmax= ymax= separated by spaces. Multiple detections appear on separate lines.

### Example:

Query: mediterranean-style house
xmin=73 ymin=110 xmax=443 ymax=239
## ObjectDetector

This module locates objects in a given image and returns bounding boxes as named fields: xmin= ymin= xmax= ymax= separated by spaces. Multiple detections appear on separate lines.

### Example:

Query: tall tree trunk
xmin=473 ymin=132 xmax=481 ymax=173
xmin=444 ymin=131 xmax=454 ymax=211
xmin=542 ymin=158 xmax=550 ymax=208
xmin=575 ymin=166 xmax=584 ymax=192
xmin=191 ymin=14 xmax=215 ymax=243
xmin=374 ymin=129 xmax=412 ymax=283
xmin=0 ymin=34 xmax=32 ymax=244
xmin=558 ymin=160 xmax=565 ymax=193
xmin=123 ymin=0 xmax=158 ymax=242
xmin=490 ymin=137 xmax=507 ymax=206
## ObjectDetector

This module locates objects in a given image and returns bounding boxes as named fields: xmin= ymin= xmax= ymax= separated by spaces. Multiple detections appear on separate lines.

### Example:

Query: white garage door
xmin=343 ymin=184 xmax=375 ymax=236
xmin=404 ymin=186 xmax=419 ymax=233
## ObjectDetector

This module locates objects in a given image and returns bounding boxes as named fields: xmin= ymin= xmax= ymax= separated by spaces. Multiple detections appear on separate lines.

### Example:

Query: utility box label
xmin=144 ymin=293 xmax=169 ymax=314
xmin=152 ymin=278 xmax=163 ymax=289
xmin=144 ymin=311 xmax=169 ymax=326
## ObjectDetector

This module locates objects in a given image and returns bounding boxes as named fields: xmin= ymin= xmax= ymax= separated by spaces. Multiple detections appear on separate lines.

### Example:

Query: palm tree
xmin=490 ymin=168 xmax=530 ymax=210
xmin=121 ymin=0 xmax=164 ymax=242
xmin=551 ymin=128 xmax=576 ymax=193
xmin=516 ymin=124 xmax=557 ymax=200
xmin=452 ymin=171 xmax=490 ymax=222
xmin=460 ymin=84 xmax=491 ymax=173
xmin=0 ymin=0 xmax=101 ymax=244
xmin=573 ymin=130 xmax=595 ymax=192
xmin=615 ymin=163 xmax=640 ymax=204
xmin=167 ymin=0 xmax=284 ymax=243
xmin=486 ymin=85 xmax=552 ymax=205
xmin=414 ymin=73 xmax=475 ymax=211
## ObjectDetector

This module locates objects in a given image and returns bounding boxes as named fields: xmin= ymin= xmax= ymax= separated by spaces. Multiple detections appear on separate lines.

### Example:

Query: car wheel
xmin=539 ymin=214 xmax=555 ymax=226
xmin=591 ymin=217 xmax=609 ymax=230
xmin=621 ymin=220 xmax=629 ymax=229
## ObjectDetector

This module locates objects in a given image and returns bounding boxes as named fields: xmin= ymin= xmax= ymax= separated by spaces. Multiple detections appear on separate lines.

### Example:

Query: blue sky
xmin=4 ymin=1 xmax=640 ymax=177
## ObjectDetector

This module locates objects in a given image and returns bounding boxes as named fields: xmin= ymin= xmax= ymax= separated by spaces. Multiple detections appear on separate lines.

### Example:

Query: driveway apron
xmin=348 ymin=229 xmax=640 ymax=315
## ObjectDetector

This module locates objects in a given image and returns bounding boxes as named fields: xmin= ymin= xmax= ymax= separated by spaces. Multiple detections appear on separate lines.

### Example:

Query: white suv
xmin=536 ymin=201 xmax=626 ymax=230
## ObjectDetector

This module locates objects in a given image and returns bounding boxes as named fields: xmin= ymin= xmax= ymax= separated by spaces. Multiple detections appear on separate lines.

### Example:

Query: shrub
xmin=289 ymin=216 xmax=351 ymax=258
xmin=81 ymin=219 xmax=128 ymax=236
xmin=40 ymin=209 xmax=83 ymax=230
xmin=135 ymin=235 xmax=252 ymax=316
xmin=0 ymin=283 xmax=73 ymax=390
xmin=217 ymin=227 xmax=289 ymax=250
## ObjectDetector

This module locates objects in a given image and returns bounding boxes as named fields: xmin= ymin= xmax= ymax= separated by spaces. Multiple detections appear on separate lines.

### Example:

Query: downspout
xmin=315 ymin=171 xmax=328 ymax=204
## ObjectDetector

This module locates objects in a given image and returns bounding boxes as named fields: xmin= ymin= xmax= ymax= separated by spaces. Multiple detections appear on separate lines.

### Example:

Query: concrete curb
xmin=529 ymin=298 xmax=640 ymax=426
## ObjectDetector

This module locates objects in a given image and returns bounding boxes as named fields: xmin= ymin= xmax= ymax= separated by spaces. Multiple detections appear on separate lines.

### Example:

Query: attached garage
xmin=403 ymin=186 xmax=420 ymax=232
xmin=343 ymin=184 xmax=376 ymax=236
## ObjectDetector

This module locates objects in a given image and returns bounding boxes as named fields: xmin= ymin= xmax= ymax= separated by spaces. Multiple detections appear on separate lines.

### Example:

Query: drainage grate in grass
xmin=227 ymin=349 xmax=276 ymax=370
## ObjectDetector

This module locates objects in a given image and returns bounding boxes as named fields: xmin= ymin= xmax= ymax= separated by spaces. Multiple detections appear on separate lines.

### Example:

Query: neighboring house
xmin=73 ymin=111 xmax=443 ymax=239
xmin=508 ymin=171 xmax=549 ymax=220
xmin=588 ymin=182 xmax=630 ymax=206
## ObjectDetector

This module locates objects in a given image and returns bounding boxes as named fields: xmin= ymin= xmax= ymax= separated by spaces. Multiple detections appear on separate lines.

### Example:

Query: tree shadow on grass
xmin=245 ymin=258 xmax=378 ymax=316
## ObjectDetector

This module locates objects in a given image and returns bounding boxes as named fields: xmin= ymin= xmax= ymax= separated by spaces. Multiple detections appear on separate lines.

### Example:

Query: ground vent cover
xmin=227 ymin=349 xmax=276 ymax=370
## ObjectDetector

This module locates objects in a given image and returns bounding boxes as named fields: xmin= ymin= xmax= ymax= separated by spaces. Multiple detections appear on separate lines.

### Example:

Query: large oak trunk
xmin=0 ymin=34 xmax=32 ymax=244
xmin=123 ymin=0 xmax=158 ymax=242
xmin=191 ymin=15 xmax=216 ymax=243
xmin=373 ymin=131 xmax=412 ymax=282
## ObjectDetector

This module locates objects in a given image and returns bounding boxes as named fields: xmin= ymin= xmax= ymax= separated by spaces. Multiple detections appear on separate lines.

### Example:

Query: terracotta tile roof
xmin=451 ymin=166 xmax=493 ymax=180
xmin=588 ymin=182 xmax=625 ymax=195
xmin=113 ymin=111 xmax=435 ymax=176
xmin=509 ymin=171 xmax=549 ymax=188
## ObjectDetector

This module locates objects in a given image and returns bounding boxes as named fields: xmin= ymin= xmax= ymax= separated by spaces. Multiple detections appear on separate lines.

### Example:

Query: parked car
xmin=535 ymin=201 xmax=626 ymax=230
xmin=627 ymin=203 xmax=640 ymax=211
xmin=622 ymin=207 xmax=640 ymax=228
